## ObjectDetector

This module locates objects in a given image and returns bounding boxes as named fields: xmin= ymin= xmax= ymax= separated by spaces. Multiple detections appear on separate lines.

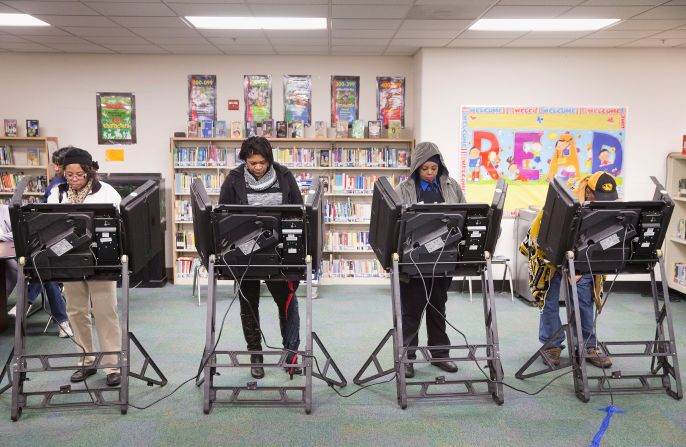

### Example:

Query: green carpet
xmin=1 ymin=284 xmax=684 ymax=447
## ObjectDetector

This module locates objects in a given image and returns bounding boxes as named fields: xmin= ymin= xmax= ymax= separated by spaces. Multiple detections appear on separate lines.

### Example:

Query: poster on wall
xmin=96 ymin=92 xmax=137 ymax=145
xmin=376 ymin=76 xmax=405 ymax=128
xmin=460 ymin=105 xmax=626 ymax=213
xmin=331 ymin=75 xmax=359 ymax=128
xmin=244 ymin=74 xmax=272 ymax=127
xmin=284 ymin=75 xmax=312 ymax=127
xmin=188 ymin=74 xmax=217 ymax=122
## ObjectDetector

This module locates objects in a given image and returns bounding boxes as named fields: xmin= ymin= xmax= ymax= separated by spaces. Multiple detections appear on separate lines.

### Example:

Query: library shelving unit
xmin=665 ymin=152 xmax=686 ymax=295
xmin=170 ymin=137 xmax=414 ymax=285
xmin=0 ymin=136 xmax=51 ymax=204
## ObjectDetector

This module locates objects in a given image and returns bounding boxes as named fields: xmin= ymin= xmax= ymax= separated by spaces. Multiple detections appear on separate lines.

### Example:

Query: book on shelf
xmin=351 ymin=120 xmax=364 ymax=139
xmin=289 ymin=120 xmax=304 ymax=138
xmin=677 ymin=218 xmax=686 ymax=240
xmin=200 ymin=120 xmax=213 ymax=138
xmin=262 ymin=119 xmax=274 ymax=138
xmin=388 ymin=119 xmax=401 ymax=138
xmin=0 ymin=173 xmax=46 ymax=193
xmin=330 ymin=173 xmax=406 ymax=194
xmin=175 ymin=199 xmax=193 ymax=222
xmin=175 ymin=172 xmax=225 ymax=194
xmin=176 ymin=257 xmax=206 ymax=279
xmin=398 ymin=149 xmax=409 ymax=167
xmin=272 ymin=146 xmax=318 ymax=167
xmin=187 ymin=120 xmax=198 ymax=138
xmin=26 ymin=119 xmax=39 ymax=137
xmin=330 ymin=146 xmax=411 ymax=168
xmin=368 ymin=121 xmax=381 ymax=139
xmin=321 ymin=258 xmax=386 ymax=278
xmin=26 ymin=147 xmax=40 ymax=166
xmin=4 ymin=119 xmax=17 ymax=137
xmin=325 ymin=231 xmax=371 ymax=251
xmin=675 ymin=263 xmax=686 ymax=286
xmin=320 ymin=149 xmax=330 ymax=167
xmin=174 ymin=144 xmax=234 ymax=167
xmin=214 ymin=120 xmax=227 ymax=137
xmin=321 ymin=175 xmax=330 ymax=193
xmin=176 ymin=230 xmax=196 ymax=250
xmin=0 ymin=145 xmax=14 ymax=165
xmin=0 ymin=196 xmax=42 ymax=205
xmin=324 ymin=199 xmax=371 ymax=223
xmin=315 ymin=121 xmax=327 ymax=138
xmin=276 ymin=121 xmax=287 ymax=138
xmin=235 ymin=147 xmax=243 ymax=165
xmin=230 ymin=121 xmax=242 ymax=138
xmin=246 ymin=121 xmax=258 ymax=137
xmin=336 ymin=120 xmax=348 ymax=138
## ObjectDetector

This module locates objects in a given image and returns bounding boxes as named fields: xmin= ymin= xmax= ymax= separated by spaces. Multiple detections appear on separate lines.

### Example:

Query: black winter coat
xmin=219 ymin=163 xmax=303 ymax=205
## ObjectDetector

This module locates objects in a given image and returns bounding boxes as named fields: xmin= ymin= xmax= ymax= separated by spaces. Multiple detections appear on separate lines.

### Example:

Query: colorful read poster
xmin=188 ymin=74 xmax=217 ymax=122
xmin=284 ymin=75 xmax=312 ymax=126
xmin=376 ymin=76 xmax=405 ymax=128
xmin=460 ymin=106 xmax=626 ymax=213
xmin=244 ymin=75 xmax=272 ymax=125
xmin=96 ymin=92 xmax=137 ymax=144
xmin=331 ymin=76 xmax=359 ymax=127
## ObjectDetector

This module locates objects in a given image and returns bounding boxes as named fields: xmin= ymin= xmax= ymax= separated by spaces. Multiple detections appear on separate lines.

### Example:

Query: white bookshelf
xmin=665 ymin=152 xmax=686 ymax=295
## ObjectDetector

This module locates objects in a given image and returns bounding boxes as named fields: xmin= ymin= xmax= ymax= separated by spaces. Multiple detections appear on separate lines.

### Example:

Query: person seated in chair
xmin=519 ymin=171 xmax=616 ymax=369
xmin=394 ymin=141 xmax=466 ymax=379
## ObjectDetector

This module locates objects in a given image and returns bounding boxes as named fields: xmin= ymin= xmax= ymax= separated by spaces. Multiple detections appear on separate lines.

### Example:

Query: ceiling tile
xmin=0 ymin=42 xmax=57 ymax=51
xmin=61 ymin=26 xmax=138 ymax=37
xmin=246 ymin=0 xmax=328 ymax=3
xmin=1 ymin=26 xmax=70 ymax=36
xmin=86 ymin=35 xmax=152 ymax=45
xmin=3 ymin=1 xmax=98 ymax=15
xmin=0 ymin=35 xmax=32 ymax=43
xmin=84 ymin=2 xmax=176 ymax=17
xmin=0 ymin=5 xmax=21 ymax=13
xmin=220 ymin=47 xmax=275 ymax=54
xmin=633 ymin=6 xmax=686 ymax=19
xmin=332 ymin=38 xmax=391 ymax=46
xmin=497 ymin=0 xmax=583 ymax=4
xmin=264 ymin=37 xmax=329 ymax=45
xmin=332 ymin=19 xmax=401 ymax=29
xmin=198 ymin=29 xmax=266 ymax=38
xmin=145 ymin=36 xmax=210 ymax=45
xmin=207 ymin=36 xmax=271 ymax=45
xmin=650 ymin=29 xmax=686 ymax=37
xmin=562 ymin=38 xmax=638 ymax=46
xmin=33 ymin=15 xmax=119 ymax=27
xmin=332 ymin=29 xmax=396 ymax=38
xmin=263 ymin=29 xmax=328 ymax=38
xmin=505 ymin=38 xmax=575 ymax=47
xmin=589 ymin=29 xmax=660 ymax=38
xmin=400 ymin=19 xmax=472 ymax=30
xmin=607 ymin=19 xmax=686 ymax=30
xmin=484 ymin=6 xmax=573 ymax=18
xmin=331 ymin=5 xmax=411 ymax=19
xmin=390 ymin=37 xmax=451 ymax=46
xmin=407 ymin=3 xmax=490 ymax=20
xmin=159 ymin=44 xmax=222 ymax=54
xmin=109 ymin=16 xmax=188 ymax=28
xmin=447 ymin=38 xmax=512 ymax=47
xmin=394 ymin=29 xmax=460 ymax=39
xmin=622 ymin=37 xmax=686 ymax=46
xmin=580 ymin=1 xmax=663 ymax=5
xmin=560 ymin=6 xmax=653 ymax=19
xmin=272 ymin=45 xmax=329 ymax=54
xmin=104 ymin=44 xmax=169 ymax=53
xmin=44 ymin=42 xmax=113 ymax=52
xmin=331 ymin=46 xmax=384 ymax=55
xmin=459 ymin=30 xmax=528 ymax=39
xmin=165 ymin=3 xmax=251 ymax=16
xmin=384 ymin=49 xmax=418 ymax=56
xmin=129 ymin=27 xmax=202 ymax=38
xmin=248 ymin=4 xmax=329 ymax=17
xmin=23 ymin=35 xmax=92 ymax=44
xmin=333 ymin=0 xmax=412 ymax=4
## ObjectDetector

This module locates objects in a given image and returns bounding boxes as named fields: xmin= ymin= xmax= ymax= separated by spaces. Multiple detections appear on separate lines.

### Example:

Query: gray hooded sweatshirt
xmin=395 ymin=141 xmax=465 ymax=206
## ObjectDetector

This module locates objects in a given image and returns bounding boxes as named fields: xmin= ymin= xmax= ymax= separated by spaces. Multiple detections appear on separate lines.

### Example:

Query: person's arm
xmin=218 ymin=175 xmax=234 ymax=204
xmin=287 ymin=171 xmax=304 ymax=205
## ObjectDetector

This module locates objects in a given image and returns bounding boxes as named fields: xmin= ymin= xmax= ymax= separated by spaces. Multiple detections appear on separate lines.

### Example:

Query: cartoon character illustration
xmin=548 ymin=132 xmax=580 ymax=181
xmin=506 ymin=156 xmax=528 ymax=182
xmin=598 ymin=148 xmax=612 ymax=166
xmin=468 ymin=147 xmax=482 ymax=182
xmin=523 ymin=141 xmax=542 ymax=170
xmin=485 ymin=150 xmax=501 ymax=179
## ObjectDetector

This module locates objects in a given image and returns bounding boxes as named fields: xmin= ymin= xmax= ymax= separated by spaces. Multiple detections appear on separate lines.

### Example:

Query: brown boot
xmin=542 ymin=347 xmax=561 ymax=367
xmin=586 ymin=348 xmax=612 ymax=368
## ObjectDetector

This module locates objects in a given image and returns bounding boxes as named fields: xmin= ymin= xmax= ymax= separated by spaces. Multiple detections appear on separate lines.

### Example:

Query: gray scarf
xmin=244 ymin=165 xmax=277 ymax=191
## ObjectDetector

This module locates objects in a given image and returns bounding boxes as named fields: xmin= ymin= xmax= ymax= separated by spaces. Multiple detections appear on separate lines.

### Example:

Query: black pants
xmin=238 ymin=280 xmax=300 ymax=361
xmin=400 ymin=277 xmax=452 ymax=360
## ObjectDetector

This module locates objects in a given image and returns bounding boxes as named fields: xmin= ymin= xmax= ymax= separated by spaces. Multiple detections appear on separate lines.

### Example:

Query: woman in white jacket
xmin=47 ymin=147 xmax=123 ymax=386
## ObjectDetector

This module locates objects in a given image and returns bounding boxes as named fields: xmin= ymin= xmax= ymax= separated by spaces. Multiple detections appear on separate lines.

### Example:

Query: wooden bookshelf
xmin=0 ymin=136 xmax=51 ymax=203
xmin=170 ymin=136 xmax=414 ymax=284
xmin=665 ymin=152 xmax=686 ymax=295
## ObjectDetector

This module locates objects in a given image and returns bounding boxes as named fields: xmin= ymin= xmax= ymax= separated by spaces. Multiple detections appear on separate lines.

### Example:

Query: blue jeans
xmin=27 ymin=281 xmax=68 ymax=324
xmin=539 ymin=273 xmax=597 ymax=349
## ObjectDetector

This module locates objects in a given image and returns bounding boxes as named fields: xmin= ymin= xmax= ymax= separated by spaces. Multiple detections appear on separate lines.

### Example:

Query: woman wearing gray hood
xmin=394 ymin=141 xmax=465 ymax=378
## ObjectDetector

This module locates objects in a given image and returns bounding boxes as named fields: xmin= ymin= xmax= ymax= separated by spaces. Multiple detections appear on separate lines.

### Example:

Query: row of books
xmin=1 ymin=174 xmax=47 ymax=193
xmin=330 ymin=174 xmax=407 ymax=194
xmin=3 ymin=119 xmax=39 ymax=137
xmin=0 ymin=196 xmax=42 ymax=205
xmin=321 ymin=258 xmax=387 ymax=278
xmin=176 ymin=257 xmax=206 ymax=279
xmin=175 ymin=230 xmax=196 ymax=250
xmin=0 ymin=145 xmax=43 ymax=166
xmin=324 ymin=199 xmax=371 ymax=223
xmin=676 ymin=218 xmax=685 ymax=240
xmin=325 ymin=231 xmax=371 ymax=251
xmin=0 ymin=146 xmax=14 ymax=165
xmin=174 ymin=173 xmax=225 ymax=194
xmin=175 ymin=199 xmax=193 ymax=222
xmin=174 ymin=145 xmax=239 ymax=167
xmin=271 ymin=146 xmax=410 ymax=168
xmin=675 ymin=263 xmax=686 ymax=286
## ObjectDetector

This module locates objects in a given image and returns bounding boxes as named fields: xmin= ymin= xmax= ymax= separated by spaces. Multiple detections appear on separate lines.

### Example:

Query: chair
xmin=461 ymin=255 xmax=514 ymax=303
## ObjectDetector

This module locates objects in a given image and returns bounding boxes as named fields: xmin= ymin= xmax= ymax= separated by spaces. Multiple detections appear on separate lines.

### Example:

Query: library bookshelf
xmin=665 ymin=152 xmax=686 ymax=295
xmin=0 ymin=136 xmax=51 ymax=204
xmin=170 ymin=137 xmax=414 ymax=285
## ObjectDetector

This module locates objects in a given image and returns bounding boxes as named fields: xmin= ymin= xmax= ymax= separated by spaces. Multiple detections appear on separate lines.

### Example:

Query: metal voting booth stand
xmin=353 ymin=179 xmax=507 ymax=408
xmin=0 ymin=182 xmax=167 ymax=421
xmin=515 ymin=177 xmax=682 ymax=402
xmin=191 ymin=180 xmax=345 ymax=415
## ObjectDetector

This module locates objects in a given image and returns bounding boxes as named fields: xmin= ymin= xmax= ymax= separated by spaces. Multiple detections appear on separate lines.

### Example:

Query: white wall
xmin=416 ymin=47 xmax=686 ymax=280
xmin=0 ymin=53 xmax=414 ymax=266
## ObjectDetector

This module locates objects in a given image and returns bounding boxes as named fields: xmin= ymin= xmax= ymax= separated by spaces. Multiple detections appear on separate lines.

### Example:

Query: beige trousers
xmin=63 ymin=280 xmax=121 ymax=375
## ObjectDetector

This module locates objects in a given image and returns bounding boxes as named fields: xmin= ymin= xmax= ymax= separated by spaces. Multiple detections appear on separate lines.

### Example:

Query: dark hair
xmin=238 ymin=136 xmax=274 ymax=166
xmin=52 ymin=146 xmax=73 ymax=165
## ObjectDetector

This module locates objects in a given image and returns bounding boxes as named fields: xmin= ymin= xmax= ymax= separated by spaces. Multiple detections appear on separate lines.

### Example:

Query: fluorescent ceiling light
xmin=470 ymin=18 xmax=620 ymax=32
xmin=0 ymin=13 xmax=50 ymax=27
xmin=186 ymin=16 xmax=326 ymax=30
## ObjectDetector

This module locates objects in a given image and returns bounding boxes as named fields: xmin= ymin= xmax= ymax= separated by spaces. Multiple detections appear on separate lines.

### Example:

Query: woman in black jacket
xmin=219 ymin=136 xmax=302 ymax=379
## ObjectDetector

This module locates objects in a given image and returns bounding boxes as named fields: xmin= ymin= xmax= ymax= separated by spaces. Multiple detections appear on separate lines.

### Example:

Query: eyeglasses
xmin=65 ymin=172 xmax=86 ymax=179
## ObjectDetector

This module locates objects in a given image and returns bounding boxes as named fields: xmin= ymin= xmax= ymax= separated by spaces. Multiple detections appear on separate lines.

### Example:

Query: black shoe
xmin=432 ymin=360 xmax=458 ymax=373
xmin=404 ymin=363 xmax=415 ymax=378
xmin=70 ymin=367 xmax=97 ymax=383
xmin=285 ymin=367 xmax=302 ymax=378
xmin=250 ymin=354 xmax=264 ymax=379
xmin=106 ymin=372 xmax=121 ymax=386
